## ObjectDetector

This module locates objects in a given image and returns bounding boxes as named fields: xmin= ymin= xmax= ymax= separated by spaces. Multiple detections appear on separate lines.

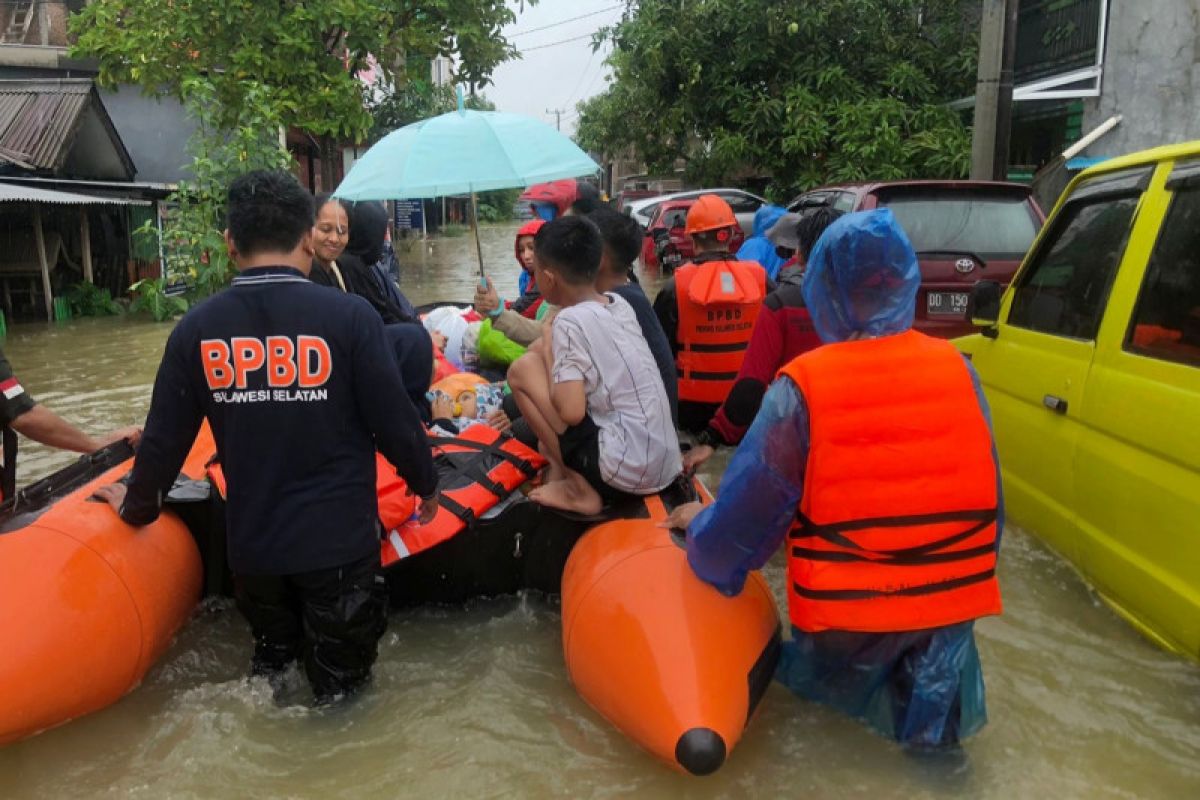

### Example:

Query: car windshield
xmin=877 ymin=189 xmax=1038 ymax=260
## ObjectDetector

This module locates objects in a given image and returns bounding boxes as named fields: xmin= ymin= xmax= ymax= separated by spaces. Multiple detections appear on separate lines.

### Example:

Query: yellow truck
xmin=958 ymin=141 xmax=1200 ymax=659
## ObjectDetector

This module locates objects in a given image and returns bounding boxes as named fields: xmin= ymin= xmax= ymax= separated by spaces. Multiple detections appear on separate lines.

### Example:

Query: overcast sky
xmin=483 ymin=0 xmax=623 ymax=136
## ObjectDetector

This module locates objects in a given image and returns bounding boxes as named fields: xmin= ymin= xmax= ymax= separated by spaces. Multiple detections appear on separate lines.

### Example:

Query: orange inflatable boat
xmin=561 ymin=497 xmax=782 ymax=776
xmin=0 ymin=427 xmax=216 ymax=746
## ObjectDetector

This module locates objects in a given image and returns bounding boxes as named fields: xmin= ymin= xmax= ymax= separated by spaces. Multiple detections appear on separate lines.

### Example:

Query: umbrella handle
xmin=470 ymin=191 xmax=486 ymax=281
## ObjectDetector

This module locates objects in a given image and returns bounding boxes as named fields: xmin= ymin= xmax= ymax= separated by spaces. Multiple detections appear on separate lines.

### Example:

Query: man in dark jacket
xmin=95 ymin=170 xmax=438 ymax=704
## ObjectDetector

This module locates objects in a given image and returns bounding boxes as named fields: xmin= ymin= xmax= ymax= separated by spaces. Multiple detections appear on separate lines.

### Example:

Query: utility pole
xmin=993 ymin=0 xmax=1020 ymax=181
xmin=971 ymin=0 xmax=1020 ymax=181
xmin=546 ymin=107 xmax=565 ymax=131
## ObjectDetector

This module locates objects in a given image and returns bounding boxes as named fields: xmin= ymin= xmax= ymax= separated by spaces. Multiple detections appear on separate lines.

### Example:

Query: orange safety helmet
xmin=684 ymin=194 xmax=738 ymax=241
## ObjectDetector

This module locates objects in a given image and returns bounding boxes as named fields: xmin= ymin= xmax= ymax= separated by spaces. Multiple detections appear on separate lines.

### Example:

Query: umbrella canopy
xmin=334 ymin=104 xmax=598 ymax=201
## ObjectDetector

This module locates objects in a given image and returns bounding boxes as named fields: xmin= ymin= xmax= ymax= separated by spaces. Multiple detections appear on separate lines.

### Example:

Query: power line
xmin=520 ymin=31 xmax=599 ymax=53
xmin=563 ymin=44 xmax=601 ymax=108
xmin=509 ymin=5 xmax=623 ymax=38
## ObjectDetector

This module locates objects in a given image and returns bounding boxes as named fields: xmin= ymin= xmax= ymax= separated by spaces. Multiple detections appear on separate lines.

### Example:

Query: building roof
xmin=0 ymin=79 xmax=136 ymax=180
xmin=0 ymin=175 xmax=175 ymax=200
xmin=0 ymin=181 xmax=149 ymax=206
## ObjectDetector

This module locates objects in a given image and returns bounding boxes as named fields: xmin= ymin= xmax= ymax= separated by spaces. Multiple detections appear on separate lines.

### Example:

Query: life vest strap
xmin=792 ymin=567 xmax=996 ymax=601
xmin=792 ymin=506 xmax=998 ymax=563
xmin=438 ymin=493 xmax=477 ymax=527
xmin=792 ymin=507 xmax=997 ymax=536
xmin=431 ymin=434 xmax=538 ymax=476
xmin=676 ymin=368 xmax=740 ymax=382
xmin=444 ymin=456 xmax=507 ymax=499
xmin=682 ymin=341 xmax=749 ymax=354
xmin=791 ymin=540 xmax=996 ymax=566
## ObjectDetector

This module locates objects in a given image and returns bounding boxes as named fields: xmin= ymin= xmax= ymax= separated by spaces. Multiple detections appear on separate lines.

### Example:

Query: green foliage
xmin=70 ymin=1 xmax=527 ymax=144
xmin=369 ymin=81 xmax=497 ymax=138
xmin=475 ymin=187 xmax=520 ymax=223
xmin=576 ymin=0 xmax=978 ymax=198
xmin=65 ymin=282 xmax=123 ymax=317
xmin=129 ymin=278 xmax=189 ymax=322
xmin=155 ymin=81 xmax=294 ymax=300
xmin=439 ymin=224 xmax=469 ymax=238
xmin=71 ymin=1 xmax=529 ymax=299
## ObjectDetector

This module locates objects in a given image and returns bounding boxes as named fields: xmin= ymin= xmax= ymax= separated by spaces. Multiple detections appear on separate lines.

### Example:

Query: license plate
xmin=927 ymin=291 xmax=969 ymax=316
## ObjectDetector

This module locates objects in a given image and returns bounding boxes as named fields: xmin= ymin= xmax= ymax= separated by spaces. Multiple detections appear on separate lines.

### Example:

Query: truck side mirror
xmin=968 ymin=280 xmax=1002 ymax=335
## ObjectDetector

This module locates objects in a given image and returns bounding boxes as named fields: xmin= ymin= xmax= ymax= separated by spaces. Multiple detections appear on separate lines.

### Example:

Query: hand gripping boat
xmin=0 ymin=427 xmax=216 ymax=745
xmin=561 ymin=497 xmax=782 ymax=776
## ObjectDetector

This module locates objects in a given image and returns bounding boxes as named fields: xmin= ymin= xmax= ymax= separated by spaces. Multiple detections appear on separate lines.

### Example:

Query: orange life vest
xmin=379 ymin=425 xmax=545 ymax=567
xmin=674 ymin=257 xmax=766 ymax=404
xmin=206 ymin=425 xmax=545 ymax=570
xmin=778 ymin=329 xmax=1002 ymax=634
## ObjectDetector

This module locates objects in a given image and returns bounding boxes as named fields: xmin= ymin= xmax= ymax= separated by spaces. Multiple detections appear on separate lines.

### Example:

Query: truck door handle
xmin=1043 ymin=394 xmax=1068 ymax=414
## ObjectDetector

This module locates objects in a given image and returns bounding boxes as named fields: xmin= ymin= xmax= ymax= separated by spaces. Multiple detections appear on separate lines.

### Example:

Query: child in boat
xmin=508 ymin=216 xmax=681 ymax=515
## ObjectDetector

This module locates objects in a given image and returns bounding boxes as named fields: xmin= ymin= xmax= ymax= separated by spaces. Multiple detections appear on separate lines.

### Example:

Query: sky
xmin=483 ymin=0 xmax=624 ymax=136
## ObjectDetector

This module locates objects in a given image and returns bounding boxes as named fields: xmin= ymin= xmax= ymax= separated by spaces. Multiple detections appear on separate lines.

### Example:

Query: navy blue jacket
xmin=120 ymin=266 xmax=437 ymax=575
xmin=612 ymin=282 xmax=679 ymax=426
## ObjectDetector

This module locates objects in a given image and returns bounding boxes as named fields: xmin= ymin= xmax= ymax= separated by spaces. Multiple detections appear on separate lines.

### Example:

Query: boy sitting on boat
xmin=507 ymin=216 xmax=681 ymax=515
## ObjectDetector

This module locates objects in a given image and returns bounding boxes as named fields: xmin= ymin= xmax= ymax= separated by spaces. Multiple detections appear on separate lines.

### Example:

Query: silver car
xmin=626 ymin=188 xmax=766 ymax=238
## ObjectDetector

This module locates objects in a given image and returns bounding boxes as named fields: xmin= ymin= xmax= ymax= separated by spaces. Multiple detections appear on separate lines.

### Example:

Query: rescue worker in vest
xmin=0 ymin=347 xmax=141 ymax=497
xmin=683 ymin=207 xmax=843 ymax=472
xmin=663 ymin=209 xmax=1003 ymax=748
xmin=94 ymin=170 xmax=438 ymax=705
xmin=652 ymin=194 xmax=770 ymax=433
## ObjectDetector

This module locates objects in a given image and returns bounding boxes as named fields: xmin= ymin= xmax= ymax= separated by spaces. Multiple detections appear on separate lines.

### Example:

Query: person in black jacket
xmin=95 ymin=170 xmax=438 ymax=704
xmin=342 ymin=199 xmax=419 ymax=322
xmin=310 ymin=195 xmax=418 ymax=324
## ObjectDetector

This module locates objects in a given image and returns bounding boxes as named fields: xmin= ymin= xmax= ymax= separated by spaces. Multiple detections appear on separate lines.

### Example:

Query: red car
xmin=639 ymin=198 xmax=746 ymax=273
xmin=787 ymin=181 xmax=1045 ymax=337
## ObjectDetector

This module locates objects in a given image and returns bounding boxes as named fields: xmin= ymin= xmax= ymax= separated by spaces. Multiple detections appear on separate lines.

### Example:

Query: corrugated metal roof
xmin=0 ymin=181 xmax=149 ymax=206
xmin=0 ymin=79 xmax=134 ymax=178
xmin=0 ymin=80 xmax=90 ymax=172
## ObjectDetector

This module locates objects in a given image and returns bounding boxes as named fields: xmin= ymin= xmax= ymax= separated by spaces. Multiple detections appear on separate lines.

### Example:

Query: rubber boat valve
xmin=674 ymin=727 xmax=727 ymax=776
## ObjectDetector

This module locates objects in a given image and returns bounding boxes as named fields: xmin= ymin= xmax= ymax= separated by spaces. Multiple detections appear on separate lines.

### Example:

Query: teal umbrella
xmin=335 ymin=88 xmax=598 ymax=275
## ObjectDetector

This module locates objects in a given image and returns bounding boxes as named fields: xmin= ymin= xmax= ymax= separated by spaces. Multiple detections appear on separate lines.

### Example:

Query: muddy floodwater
xmin=1 ymin=224 xmax=1198 ymax=798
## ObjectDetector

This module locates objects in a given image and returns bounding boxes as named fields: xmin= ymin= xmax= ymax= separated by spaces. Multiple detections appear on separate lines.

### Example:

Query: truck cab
xmin=958 ymin=142 xmax=1200 ymax=659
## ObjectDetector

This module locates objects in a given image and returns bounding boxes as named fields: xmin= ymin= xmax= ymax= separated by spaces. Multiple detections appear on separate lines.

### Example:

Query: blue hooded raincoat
xmin=736 ymin=205 xmax=789 ymax=280
xmin=686 ymin=209 xmax=1003 ymax=748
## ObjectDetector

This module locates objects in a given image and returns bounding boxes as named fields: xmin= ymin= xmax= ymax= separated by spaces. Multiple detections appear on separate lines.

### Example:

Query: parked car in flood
xmin=788 ymin=181 xmax=1045 ymax=338
xmin=958 ymin=141 xmax=1200 ymax=659
xmin=639 ymin=198 xmax=745 ymax=272
xmin=628 ymin=188 xmax=766 ymax=239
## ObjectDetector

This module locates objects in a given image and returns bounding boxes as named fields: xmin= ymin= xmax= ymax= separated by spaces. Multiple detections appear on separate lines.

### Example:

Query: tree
xmin=71 ymin=1 xmax=524 ymax=144
xmin=70 ymin=1 xmax=530 ymax=304
xmin=576 ymin=0 xmax=977 ymax=199
xmin=368 ymin=78 xmax=496 ymax=138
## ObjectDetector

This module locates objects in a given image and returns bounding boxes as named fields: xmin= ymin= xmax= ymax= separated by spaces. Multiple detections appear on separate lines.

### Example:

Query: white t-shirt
xmin=552 ymin=293 xmax=681 ymax=494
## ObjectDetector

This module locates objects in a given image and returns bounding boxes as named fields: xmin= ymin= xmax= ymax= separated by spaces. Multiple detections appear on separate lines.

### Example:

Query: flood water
xmin=2 ymin=224 xmax=1198 ymax=798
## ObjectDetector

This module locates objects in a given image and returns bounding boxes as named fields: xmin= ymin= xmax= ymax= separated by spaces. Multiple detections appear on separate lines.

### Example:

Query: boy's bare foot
xmin=540 ymin=460 xmax=566 ymax=484
xmin=530 ymin=472 xmax=603 ymax=516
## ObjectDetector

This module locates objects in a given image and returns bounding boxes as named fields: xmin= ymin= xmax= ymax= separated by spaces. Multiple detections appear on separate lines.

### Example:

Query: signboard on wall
xmin=393 ymin=199 xmax=425 ymax=234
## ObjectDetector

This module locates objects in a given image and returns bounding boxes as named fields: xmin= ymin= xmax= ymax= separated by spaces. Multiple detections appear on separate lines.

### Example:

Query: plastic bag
xmin=423 ymin=306 xmax=470 ymax=368
xmin=476 ymin=319 xmax=527 ymax=367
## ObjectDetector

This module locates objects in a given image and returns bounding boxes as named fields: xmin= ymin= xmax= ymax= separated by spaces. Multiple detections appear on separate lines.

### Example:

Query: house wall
xmin=1082 ymin=0 xmax=1200 ymax=157
xmin=97 ymin=86 xmax=197 ymax=183
xmin=0 ymin=61 xmax=197 ymax=183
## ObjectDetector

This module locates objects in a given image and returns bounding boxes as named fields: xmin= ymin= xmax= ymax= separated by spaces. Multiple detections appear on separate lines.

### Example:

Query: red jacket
xmin=708 ymin=284 xmax=822 ymax=444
